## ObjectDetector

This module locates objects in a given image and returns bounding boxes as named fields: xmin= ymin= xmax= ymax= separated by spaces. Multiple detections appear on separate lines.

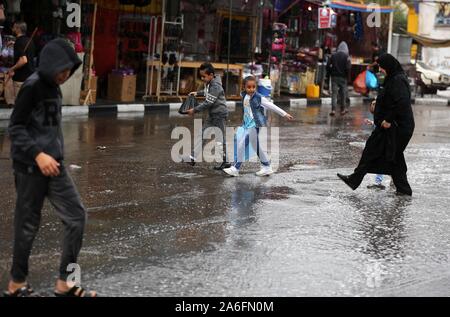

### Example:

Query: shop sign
xmin=318 ymin=7 xmax=331 ymax=29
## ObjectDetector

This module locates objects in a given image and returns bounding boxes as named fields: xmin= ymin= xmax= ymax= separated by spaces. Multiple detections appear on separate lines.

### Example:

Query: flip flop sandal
xmin=3 ymin=284 xmax=39 ymax=297
xmin=54 ymin=286 xmax=97 ymax=297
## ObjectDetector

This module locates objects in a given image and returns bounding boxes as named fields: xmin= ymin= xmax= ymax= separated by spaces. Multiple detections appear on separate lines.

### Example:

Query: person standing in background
xmin=6 ymin=21 xmax=35 ymax=105
xmin=326 ymin=41 xmax=351 ymax=117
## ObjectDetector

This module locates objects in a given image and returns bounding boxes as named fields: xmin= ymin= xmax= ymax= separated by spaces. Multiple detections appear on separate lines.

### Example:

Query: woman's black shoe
xmin=395 ymin=191 xmax=412 ymax=197
xmin=337 ymin=173 xmax=358 ymax=190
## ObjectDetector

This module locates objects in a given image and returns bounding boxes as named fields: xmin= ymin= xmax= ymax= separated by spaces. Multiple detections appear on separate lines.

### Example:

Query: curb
xmin=412 ymin=98 xmax=450 ymax=106
xmin=289 ymin=97 xmax=373 ymax=108
xmin=1 ymin=97 xmax=448 ymax=120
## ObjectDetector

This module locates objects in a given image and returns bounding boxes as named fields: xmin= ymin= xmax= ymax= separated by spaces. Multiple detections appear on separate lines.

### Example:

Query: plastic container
xmin=257 ymin=78 xmax=272 ymax=97
xmin=306 ymin=84 xmax=320 ymax=99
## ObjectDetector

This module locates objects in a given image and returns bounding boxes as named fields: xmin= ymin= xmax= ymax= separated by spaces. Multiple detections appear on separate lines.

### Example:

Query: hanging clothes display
xmin=6 ymin=0 xmax=21 ymax=14
xmin=353 ymin=12 xmax=364 ymax=41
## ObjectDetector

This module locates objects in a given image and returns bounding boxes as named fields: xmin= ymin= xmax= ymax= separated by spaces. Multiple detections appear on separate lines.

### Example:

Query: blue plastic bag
xmin=366 ymin=70 xmax=378 ymax=89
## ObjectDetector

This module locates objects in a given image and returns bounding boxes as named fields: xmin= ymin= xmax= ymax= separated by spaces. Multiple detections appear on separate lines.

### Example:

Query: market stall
xmin=271 ymin=0 xmax=394 ymax=98
xmin=327 ymin=1 xmax=394 ymax=83
xmin=0 ymin=0 xmax=95 ymax=106
xmin=272 ymin=0 xmax=322 ymax=96
xmin=143 ymin=0 xmax=260 ymax=102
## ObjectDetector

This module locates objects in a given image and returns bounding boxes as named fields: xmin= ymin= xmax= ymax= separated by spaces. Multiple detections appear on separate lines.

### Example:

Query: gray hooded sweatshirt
xmin=194 ymin=75 xmax=228 ymax=118
xmin=327 ymin=41 xmax=352 ymax=79
xmin=9 ymin=38 xmax=82 ymax=170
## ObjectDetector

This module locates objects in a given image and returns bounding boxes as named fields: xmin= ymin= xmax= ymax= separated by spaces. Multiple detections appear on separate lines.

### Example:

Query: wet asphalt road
xmin=1 ymin=103 xmax=450 ymax=297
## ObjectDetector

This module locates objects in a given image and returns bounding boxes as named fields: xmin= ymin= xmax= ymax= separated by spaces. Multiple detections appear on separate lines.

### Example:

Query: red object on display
xmin=93 ymin=8 xmax=119 ymax=77
xmin=67 ymin=32 xmax=84 ymax=53
xmin=353 ymin=70 xmax=368 ymax=95
xmin=318 ymin=7 xmax=331 ymax=29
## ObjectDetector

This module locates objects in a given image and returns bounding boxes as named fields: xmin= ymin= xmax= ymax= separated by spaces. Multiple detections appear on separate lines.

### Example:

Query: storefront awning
xmin=406 ymin=31 xmax=450 ymax=48
xmin=328 ymin=1 xmax=394 ymax=13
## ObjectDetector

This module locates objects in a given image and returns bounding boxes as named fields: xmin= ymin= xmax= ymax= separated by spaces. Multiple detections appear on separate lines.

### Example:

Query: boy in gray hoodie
xmin=5 ymin=39 xmax=96 ymax=297
xmin=186 ymin=63 xmax=231 ymax=170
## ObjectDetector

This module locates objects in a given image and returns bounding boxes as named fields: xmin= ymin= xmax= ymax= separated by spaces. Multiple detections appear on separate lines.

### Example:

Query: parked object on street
xmin=415 ymin=61 xmax=450 ymax=96
xmin=436 ymin=87 xmax=450 ymax=99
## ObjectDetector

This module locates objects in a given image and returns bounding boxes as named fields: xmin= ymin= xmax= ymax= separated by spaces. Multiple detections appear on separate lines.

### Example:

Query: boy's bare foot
xmin=4 ymin=281 xmax=36 ymax=297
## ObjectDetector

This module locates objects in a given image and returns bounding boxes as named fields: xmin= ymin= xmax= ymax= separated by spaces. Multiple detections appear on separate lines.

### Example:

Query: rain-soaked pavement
xmin=1 ymin=103 xmax=450 ymax=297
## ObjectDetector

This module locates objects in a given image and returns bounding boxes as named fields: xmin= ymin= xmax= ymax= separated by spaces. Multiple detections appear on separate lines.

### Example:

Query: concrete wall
xmin=418 ymin=1 xmax=450 ymax=73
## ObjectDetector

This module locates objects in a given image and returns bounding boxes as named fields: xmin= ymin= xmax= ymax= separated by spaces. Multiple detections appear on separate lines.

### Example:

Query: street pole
xmin=257 ymin=0 xmax=263 ymax=54
xmin=387 ymin=0 xmax=394 ymax=54
xmin=226 ymin=0 xmax=232 ymax=95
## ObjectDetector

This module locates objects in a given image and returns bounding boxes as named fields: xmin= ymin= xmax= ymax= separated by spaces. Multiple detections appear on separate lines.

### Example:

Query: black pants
xmin=331 ymin=76 xmax=349 ymax=112
xmin=348 ymin=133 xmax=413 ymax=195
xmin=11 ymin=165 xmax=87 ymax=283
xmin=192 ymin=115 xmax=228 ymax=163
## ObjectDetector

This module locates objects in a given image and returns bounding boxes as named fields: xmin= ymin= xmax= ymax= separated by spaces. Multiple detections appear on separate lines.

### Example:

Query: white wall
xmin=418 ymin=1 xmax=450 ymax=72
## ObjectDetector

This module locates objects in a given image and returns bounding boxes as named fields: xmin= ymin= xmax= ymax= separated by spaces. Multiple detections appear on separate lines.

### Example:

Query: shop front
xmin=86 ymin=0 xmax=265 ymax=103
xmin=145 ymin=0 xmax=269 ymax=102
xmin=0 ymin=0 xmax=89 ymax=106
xmin=327 ymin=1 xmax=394 ymax=84
xmin=270 ymin=0 xmax=394 ymax=98
xmin=271 ymin=0 xmax=323 ymax=96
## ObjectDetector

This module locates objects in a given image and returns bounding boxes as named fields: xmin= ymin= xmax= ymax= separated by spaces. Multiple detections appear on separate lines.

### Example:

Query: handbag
xmin=366 ymin=70 xmax=378 ymax=90
xmin=178 ymin=95 xmax=198 ymax=115
xmin=353 ymin=70 xmax=368 ymax=95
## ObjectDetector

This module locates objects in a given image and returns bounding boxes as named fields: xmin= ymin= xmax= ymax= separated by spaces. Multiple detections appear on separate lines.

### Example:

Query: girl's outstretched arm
xmin=261 ymin=97 xmax=294 ymax=121
xmin=261 ymin=97 xmax=287 ymax=117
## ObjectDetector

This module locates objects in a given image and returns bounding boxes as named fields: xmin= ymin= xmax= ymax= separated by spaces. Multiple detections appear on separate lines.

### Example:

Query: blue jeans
xmin=234 ymin=127 xmax=270 ymax=170
xmin=375 ymin=174 xmax=384 ymax=184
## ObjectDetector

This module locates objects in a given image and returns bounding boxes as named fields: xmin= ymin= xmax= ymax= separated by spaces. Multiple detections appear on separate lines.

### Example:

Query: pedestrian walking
xmin=223 ymin=76 xmax=293 ymax=177
xmin=5 ymin=21 xmax=35 ymax=105
xmin=4 ymin=39 xmax=96 ymax=297
xmin=185 ymin=63 xmax=231 ymax=170
xmin=337 ymin=54 xmax=415 ymax=196
xmin=327 ymin=41 xmax=351 ymax=116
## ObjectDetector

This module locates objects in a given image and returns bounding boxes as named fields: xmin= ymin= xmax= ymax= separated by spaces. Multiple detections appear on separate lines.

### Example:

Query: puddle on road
xmin=258 ymin=186 xmax=296 ymax=201
xmin=165 ymin=172 xmax=206 ymax=179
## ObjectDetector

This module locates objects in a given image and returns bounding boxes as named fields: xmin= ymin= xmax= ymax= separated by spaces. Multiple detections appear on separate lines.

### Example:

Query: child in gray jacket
xmin=186 ymin=63 xmax=231 ymax=170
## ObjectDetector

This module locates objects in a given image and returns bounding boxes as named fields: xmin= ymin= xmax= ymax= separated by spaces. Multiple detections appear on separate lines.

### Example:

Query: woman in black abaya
xmin=337 ymin=54 xmax=415 ymax=196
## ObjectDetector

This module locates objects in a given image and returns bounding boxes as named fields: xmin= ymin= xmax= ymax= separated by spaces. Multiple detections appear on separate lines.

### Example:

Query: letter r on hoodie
xmin=43 ymin=100 xmax=59 ymax=127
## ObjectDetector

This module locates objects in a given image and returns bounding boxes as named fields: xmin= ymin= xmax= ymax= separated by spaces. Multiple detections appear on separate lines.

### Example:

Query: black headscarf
xmin=378 ymin=53 xmax=404 ymax=81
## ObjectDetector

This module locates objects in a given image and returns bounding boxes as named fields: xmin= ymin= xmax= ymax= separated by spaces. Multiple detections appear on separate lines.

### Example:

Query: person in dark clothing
xmin=327 ymin=41 xmax=351 ymax=116
xmin=366 ymin=41 xmax=385 ymax=97
xmin=4 ymin=39 xmax=97 ymax=297
xmin=337 ymin=54 xmax=415 ymax=196
xmin=7 ymin=21 xmax=35 ymax=104
xmin=368 ymin=41 xmax=384 ymax=74
xmin=186 ymin=63 xmax=231 ymax=170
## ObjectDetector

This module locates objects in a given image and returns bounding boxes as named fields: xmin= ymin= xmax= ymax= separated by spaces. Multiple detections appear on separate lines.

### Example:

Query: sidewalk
xmin=1 ymin=95 xmax=449 ymax=120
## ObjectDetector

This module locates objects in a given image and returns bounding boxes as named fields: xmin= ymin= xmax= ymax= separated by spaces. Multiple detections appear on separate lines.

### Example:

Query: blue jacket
xmin=241 ymin=92 xmax=267 ymax=128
